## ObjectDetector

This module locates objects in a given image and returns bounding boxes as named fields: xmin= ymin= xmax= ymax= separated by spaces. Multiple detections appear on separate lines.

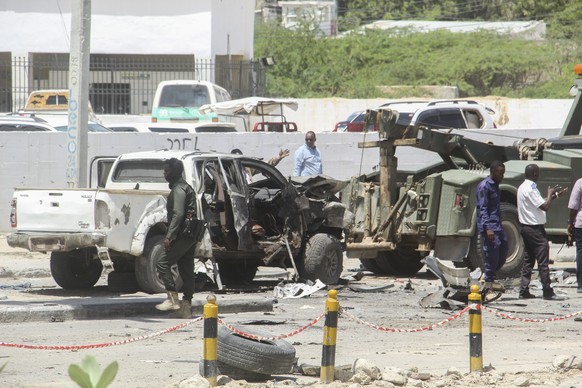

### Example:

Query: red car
xmin=333 ymin=110 xmax=372 ymax=132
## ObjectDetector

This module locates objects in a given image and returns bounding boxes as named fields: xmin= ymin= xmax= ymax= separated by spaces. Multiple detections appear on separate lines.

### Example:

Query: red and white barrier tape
xmin=341 ymin=306 xmax=470 ymax=333
xmin=218 ymin=312 xmax=325 ymax=341
xmin=7 ymin=302 xmax=581 ymax=351
xmin=483 ymin=306 xmax=582 ymax=323
xmin=0 ymin=316 xmax=202 ymax=350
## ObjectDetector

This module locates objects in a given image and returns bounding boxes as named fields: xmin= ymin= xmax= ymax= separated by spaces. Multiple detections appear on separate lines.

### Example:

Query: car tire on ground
xmin=302 ymin=233 xmax=343 ymax=284
xmin=216 ymin=325 xmax=296 ymax=376
xmin=135 ymin=235 xmax=183 ymax=294
xmin=50 ymin=249 xmax=103 ymax=289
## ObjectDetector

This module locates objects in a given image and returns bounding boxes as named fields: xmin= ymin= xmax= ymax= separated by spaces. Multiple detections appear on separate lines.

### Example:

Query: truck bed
xmin=12 ymin=188 xmax=98 ymax=232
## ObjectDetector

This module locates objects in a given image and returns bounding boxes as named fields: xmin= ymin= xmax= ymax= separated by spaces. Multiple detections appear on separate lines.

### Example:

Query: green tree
xmin=255 ymin=22 xmax=577 ymax=99
xmin=337 ymin=0 xmax=573 ymax=29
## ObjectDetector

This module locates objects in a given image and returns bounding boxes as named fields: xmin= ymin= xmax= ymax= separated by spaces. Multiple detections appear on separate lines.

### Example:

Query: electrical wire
xmin=56 ymin=0 xmax=70 ymax=51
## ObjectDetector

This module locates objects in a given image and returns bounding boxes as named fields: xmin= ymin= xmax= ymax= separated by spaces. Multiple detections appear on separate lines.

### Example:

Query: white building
xmin=0 ymin=0 xmax=256 ymax=112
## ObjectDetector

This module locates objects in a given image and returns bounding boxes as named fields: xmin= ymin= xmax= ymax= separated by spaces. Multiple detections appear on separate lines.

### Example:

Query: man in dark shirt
xmin=155 ymin=158 xmax=198 ymax=317
xmin=476 ymin=161 xmax=508 ymax=297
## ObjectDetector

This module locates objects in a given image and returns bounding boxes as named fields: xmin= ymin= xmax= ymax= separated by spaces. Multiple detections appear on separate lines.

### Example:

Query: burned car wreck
xmin=197 ymin=155 xmax=350 ymax=286
xmin=7 ymin=149 xmax=350 ymax=294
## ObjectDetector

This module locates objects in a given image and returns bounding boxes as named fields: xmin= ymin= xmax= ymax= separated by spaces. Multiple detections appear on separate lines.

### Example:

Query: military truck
xmin=341 ymin=64 xmax=582 ymax=278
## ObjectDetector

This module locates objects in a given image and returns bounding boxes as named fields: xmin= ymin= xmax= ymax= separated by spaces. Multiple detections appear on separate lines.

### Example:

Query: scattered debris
xmin=273 ymin=279 xmax=326 ymax=299
xmin=337 ymin=271 xmax=364 ymax=284
xmin=236 ymin=319 xmax=287 ymax=325
xmin=348 ymin=283 xmax=394 ymax=293
xmin=403 ymin=280 xmax=414 ymax=291
xmin=0 ymin=282 xmax=31 ymax=290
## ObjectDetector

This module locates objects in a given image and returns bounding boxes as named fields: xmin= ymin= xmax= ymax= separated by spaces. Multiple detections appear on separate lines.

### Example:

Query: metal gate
xmin=0 ymin=53 xmax=267 ymax=114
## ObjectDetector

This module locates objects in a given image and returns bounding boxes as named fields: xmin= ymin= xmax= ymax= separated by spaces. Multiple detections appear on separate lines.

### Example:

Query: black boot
xmin=543 ymin=289 xmax=565 ymax=301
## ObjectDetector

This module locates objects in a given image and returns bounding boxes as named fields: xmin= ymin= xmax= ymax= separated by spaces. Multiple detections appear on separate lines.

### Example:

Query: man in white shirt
xmin=517 ymin=164 xmax=567 ymax=301
xmin=293 ymin=131 xmax=322 ymax=176
xmin=568 ymin=177 xmax=582 ymax=293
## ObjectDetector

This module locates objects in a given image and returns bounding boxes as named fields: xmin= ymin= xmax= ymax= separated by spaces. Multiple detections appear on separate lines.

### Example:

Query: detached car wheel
xmin=50 ymin=249 xmax=103 ymax=289
xmin=215 ymin=325 xmax=296 ymax=376
xmin=135 ymin=235 xmax=183 ymax=294
xmin=302 ymin=233 xmax=343 ymax=284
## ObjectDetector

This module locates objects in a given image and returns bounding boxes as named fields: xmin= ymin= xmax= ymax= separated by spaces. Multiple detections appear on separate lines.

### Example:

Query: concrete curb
xmin=0 ymin=297 xmax=274 ymax=323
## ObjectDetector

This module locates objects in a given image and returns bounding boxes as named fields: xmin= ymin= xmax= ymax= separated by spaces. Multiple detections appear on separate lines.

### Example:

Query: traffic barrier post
xmin=468 ymin=284 xmax=483 ymax=372
xmin=320 ymin=289 xmax=339 ymax=383
xmin=202 ymin=294 xmax=218 ymax=386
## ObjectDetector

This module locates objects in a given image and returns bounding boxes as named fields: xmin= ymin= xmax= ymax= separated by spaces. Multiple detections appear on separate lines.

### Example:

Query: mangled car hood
xmin=290 ymin=175 xmax=349 ymax=200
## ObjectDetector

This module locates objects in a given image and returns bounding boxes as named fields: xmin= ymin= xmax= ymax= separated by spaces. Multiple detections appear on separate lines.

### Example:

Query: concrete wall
xmin=2 ymin=96 xmax=576 ymax=233
xmin=101 ymin=98 xmax=575 ymax=134
xmin=0 ymin=132 xmax=381 ymax=232
xmin=281 ymin=98 xmax=574 ymax=133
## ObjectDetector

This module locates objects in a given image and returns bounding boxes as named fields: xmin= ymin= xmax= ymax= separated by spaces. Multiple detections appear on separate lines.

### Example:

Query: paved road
xmin=3 ymin=234 xmax=582 ymax=387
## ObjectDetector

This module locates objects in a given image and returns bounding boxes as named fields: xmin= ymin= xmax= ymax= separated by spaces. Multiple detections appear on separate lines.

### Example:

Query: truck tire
xmin=359 ymin=258 xmax=383 ymax=274
xmin=375 ymin=248 xmax=425 ymax=276
xmin=301 ymin=233 xmax=343 ymax=284
xmin=216 ymin=325 xmax=296 ymax=375
xmin=50 ymin=249 xmax=103 ymax=289
xmin=467 ymin=202 xmax=525 ymax=279
xmin=107 ymin=271 xmax=140 ymax=293
xmin=135 ymin=235 xmax=183 ymax=294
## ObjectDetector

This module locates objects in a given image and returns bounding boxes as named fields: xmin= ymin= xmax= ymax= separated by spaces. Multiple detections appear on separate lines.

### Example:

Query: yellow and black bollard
xmin=468 ymin=284 xmax=483 ymax=372
xmin=202 ymin=294 xmax=218 ymax=386
xmin=320 ymin=289 xmax=339 ymax=383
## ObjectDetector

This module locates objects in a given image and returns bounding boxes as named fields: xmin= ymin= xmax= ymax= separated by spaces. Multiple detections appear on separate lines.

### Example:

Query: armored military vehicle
xmin=341 ymin=64 xmax=582 ymax=278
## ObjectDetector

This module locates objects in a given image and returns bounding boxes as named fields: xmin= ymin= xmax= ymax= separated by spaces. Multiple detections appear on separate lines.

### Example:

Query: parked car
xmin=151 ymin=80 xmax=231 ymax=123
xmin=0 ymin=116 xmax=58 ymax=132
xmin=19 ymin=89 xmax=101 ymax=123
xmin=32 ymin=116 xmax=112 ymax=132
xmin=334 ymin=100 xmax=496 ymax=133
xmin=334 ymin=102 xmax=430 ymax=133
xmin=409 ymin=100 xmax=497 ymax=130
xmin=107 ymin=122 xmax=237 ymax=133
xmin=377 ymin=101 xmax=431 ymax=132
xmin=334 ymin=110 xmax=367 ymax=132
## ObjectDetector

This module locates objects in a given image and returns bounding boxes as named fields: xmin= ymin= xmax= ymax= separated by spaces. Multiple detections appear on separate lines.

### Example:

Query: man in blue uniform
xmin=476 ymin=161 xmax=508 ymax=298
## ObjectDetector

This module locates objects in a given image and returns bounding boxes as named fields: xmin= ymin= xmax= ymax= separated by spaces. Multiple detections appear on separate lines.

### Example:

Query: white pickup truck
xmin=8 ymin=150 xmax=349 ymax=293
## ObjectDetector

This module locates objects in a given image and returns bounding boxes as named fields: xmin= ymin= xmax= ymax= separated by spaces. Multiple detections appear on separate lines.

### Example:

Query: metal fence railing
xmin=0 ymin=54 xmax=267 ymax=115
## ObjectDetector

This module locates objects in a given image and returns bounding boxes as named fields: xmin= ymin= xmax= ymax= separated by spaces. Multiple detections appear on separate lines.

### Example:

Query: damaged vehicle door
xmin=205 ymin=155 xmax=349 ymax=285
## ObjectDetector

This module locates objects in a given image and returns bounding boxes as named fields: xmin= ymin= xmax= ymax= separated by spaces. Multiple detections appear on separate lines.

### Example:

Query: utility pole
xmin=66 ymin=0 xmax=91 ymax=188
